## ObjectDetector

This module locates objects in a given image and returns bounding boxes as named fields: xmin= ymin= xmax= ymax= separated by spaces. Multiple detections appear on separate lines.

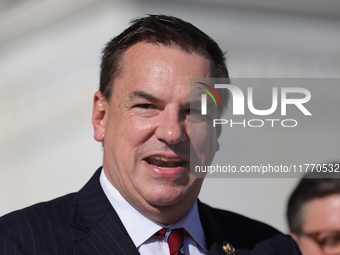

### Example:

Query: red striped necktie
xmin=155 ymin=228 xmax=185 ymax=255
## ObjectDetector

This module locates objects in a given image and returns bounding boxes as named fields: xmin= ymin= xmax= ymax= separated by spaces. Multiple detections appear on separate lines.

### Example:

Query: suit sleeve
xmin=0 ymin=230 xmax=26 ymax=255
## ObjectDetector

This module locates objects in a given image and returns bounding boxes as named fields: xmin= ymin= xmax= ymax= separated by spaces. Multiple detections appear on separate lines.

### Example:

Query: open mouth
xmin=144 ymin=156 xmax=185 ymax=169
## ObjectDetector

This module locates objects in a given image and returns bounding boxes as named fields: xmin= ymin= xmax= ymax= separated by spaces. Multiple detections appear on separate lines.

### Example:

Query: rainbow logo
xmin=196 ymin=82 xmax=222 ymax=115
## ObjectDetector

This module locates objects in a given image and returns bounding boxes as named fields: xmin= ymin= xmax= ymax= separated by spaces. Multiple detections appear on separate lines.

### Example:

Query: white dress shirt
xmin=100 ymin=169 xmax=208 ymax=255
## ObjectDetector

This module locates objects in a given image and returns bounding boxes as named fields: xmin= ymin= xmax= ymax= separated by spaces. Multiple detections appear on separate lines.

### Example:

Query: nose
xmin=155 ymin=108 xmax=187 ymax=145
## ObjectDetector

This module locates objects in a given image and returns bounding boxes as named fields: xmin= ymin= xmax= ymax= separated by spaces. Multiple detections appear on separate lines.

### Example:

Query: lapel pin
xmin=222 ymin=241 xmax=236 ymax=255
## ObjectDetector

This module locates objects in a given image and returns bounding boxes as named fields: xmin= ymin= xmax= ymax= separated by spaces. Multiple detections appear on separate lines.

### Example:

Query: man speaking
xmin=0 ymin=15 xmax=301 ymax=255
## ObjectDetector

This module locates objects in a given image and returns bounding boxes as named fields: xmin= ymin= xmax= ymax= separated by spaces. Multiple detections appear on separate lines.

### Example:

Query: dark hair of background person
xmin=99 ymin=14 xmax=229 ymax=115
xmin=287 ymin=164 xmax=340 ymax=233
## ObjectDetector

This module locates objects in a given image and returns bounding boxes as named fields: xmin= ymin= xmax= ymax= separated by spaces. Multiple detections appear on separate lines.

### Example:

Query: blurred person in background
xmin=287 ymin=163 xmax=340 ymax=255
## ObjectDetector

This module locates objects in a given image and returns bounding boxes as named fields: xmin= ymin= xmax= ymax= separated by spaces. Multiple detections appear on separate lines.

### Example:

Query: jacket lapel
xmin=207 ymin=243 xmax=248 ymax=255
xmin=70 ymin=168 xmax=140 ymax=255
xmin=198 ymin=200 xmax=246 ymax=255
xmin=74 ymin=208 xmax=140 ymax=254
xmin=208 ymin=243 xmax=229 ymax=255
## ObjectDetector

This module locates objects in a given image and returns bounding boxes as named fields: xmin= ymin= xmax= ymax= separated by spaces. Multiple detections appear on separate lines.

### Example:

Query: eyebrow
xmin=129 ymin=91 xmax=162 ymax=103
xmin=129 ymin=90 xmax=203 ymax=109
xmin=190 ymin=97 xmax=215 ymax=107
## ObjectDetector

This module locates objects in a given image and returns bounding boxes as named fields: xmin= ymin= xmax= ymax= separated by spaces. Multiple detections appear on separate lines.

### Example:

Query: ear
xmin=92 ymin=91 xmax=107 ymax=142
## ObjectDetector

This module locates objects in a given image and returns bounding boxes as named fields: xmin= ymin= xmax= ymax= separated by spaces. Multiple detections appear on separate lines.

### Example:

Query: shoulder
xmin=0 ymin=192 xmax=77 ymax=254
xmin=0 ymin=167 xmax=103 ymax=239
xmin=0 ymin=168 xmax=108 ymax=254
xmin=0 ymin=192 xmax=76 ymax=237
xmin=198 ymin=201 xmax=301 ymax=254
xmin=199 ymin=201 xmax=279 ymax=234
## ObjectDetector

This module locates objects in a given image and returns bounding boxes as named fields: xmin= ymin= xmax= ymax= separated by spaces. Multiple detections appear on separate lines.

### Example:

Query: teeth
xmin=151 ymin=156 xmax=182 ymax=162
xmin=155 ymin=166 xmax=176 ymax=170
xmin=145 ymin=156 xmax=184 ymax=168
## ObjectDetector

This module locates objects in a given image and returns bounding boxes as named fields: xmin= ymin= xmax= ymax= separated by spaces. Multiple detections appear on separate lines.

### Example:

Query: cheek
xmin=127 ymin=117 xmax=155 ymax=138
xmin=121 ymin=117 xmax=158 ymax=152
xmin=190 ymin=122 xmax=217 ymax=163
xmin=104 ymin=113 xmax=156 ymax=153
xmin=190 ymin=121 xmax=213 ymax=141
xmin=298 ymin=237 xmax=322 ymax=255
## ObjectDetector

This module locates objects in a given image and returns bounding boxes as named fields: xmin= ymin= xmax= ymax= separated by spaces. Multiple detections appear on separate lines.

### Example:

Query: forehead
xmin=112 ymin=42 xmax=214 ymax=94
xmin=122 ymin=42 xmax=213 ymax=69
xmin=303 ymin=194 xmax=340 ymax=231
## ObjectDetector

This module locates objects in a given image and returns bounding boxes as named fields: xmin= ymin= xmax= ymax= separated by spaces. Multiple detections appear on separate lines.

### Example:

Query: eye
xmin=136 ymin=104 xmax=154 ymax=109
xmin=188 ymin=108 xmax=201 ymax=114
xmin=320 ymin=234 xmax=340 ymax=246
xmin=133 ymin=103 xmax=160 ymax=117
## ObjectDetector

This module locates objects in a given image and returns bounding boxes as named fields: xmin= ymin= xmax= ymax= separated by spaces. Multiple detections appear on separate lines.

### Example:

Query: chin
xmin=143 ymin=188 xmax=186 ymax=207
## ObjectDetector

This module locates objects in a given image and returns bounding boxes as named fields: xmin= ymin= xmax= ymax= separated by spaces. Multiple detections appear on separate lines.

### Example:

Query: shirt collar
xmin=99 ymin=169 xmax=207 ymax=251
xmin=171 ymin=200 xmax=207 ymax=252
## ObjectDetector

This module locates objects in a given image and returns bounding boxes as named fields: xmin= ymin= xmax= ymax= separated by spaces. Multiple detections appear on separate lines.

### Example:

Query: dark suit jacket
xmin=0 ymin=167 xmax=301 ymax=254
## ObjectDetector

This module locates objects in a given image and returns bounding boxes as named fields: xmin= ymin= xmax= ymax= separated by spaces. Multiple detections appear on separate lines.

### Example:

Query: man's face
xmin=294 ymin=194 xmax=340 ymax=255
xmin=92 ymin=42 xmax=220 ymax=224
